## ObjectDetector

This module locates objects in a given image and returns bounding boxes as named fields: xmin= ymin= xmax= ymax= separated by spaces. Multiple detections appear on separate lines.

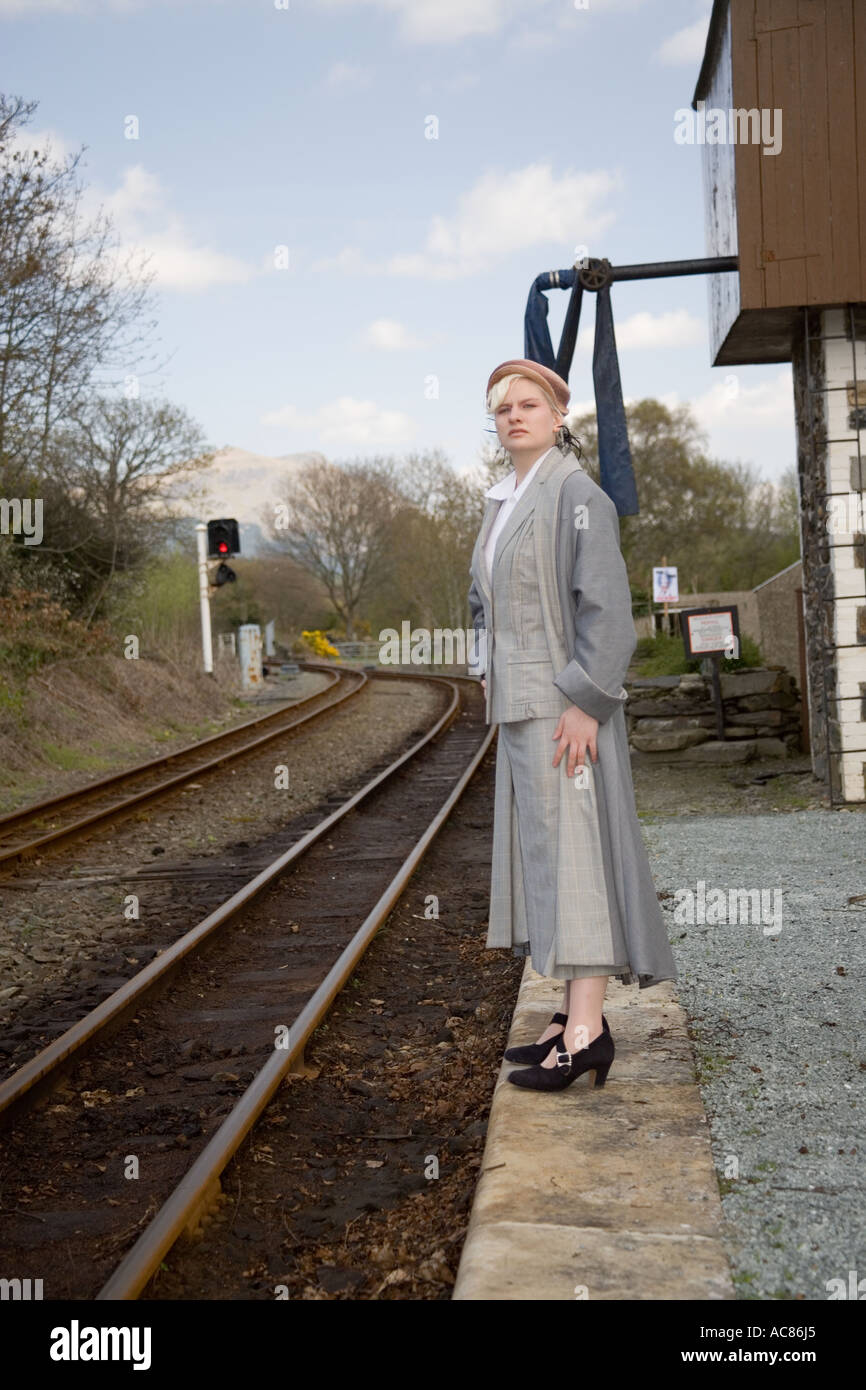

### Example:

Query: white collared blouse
xmin=481 ymin=445 xmax=554 ymax=582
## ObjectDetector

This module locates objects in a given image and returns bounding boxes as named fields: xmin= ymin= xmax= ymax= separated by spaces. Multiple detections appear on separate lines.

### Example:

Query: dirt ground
xmin=630 ymin=752 xmax=829 ymax=819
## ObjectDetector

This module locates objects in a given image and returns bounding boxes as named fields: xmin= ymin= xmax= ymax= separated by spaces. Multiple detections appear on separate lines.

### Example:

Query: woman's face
xmin=493 ymin=377 xmax=561 ymax=453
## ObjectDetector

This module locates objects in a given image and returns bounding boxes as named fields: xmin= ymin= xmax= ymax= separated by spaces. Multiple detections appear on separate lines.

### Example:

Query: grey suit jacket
xmin=467 ymin=444 xmax=637 ymax=726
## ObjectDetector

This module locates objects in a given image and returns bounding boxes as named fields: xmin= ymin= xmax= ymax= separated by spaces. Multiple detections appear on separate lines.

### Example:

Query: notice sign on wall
xmin=680 ymin=605 xmax=740 ymax=658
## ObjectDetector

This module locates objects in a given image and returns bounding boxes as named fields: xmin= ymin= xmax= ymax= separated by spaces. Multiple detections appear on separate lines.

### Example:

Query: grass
xmin=149 ymin=704 xmax=252 ymax=746
xmin=632 ymin=633 xmax=700 ymax=678
xmin=2 ymin=718 xmax=237 ymax=817
xmin=693 ymin=1043 xmax=735 ymax=1082
xmin=0 ymin=774 xmax=44 ymax=815
xmin=0 ymin=677 xmax=24 ymax=721
xmin=764 ymin=785 xmax=812 ymax=811
xmin=151 ymin=716 xmax=227 ymax=743
xmin=42 ymin=743 xmax=113 ymax=772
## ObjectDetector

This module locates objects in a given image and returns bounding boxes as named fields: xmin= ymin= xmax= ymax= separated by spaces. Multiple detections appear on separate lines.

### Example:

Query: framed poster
xmin=679 ymin=605 xmax=740 ymax=658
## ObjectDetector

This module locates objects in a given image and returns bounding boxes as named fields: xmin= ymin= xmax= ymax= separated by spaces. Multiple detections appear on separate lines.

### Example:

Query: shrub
xmin=298 ymin=629 xmax=340 ymax=659
xmin=109 ymin=553 xmax=200 ymax=662
xmin=0 ymin=588 xmax=111 ymax=675
xmin=632 ymin=629 xmax=763 ymax=678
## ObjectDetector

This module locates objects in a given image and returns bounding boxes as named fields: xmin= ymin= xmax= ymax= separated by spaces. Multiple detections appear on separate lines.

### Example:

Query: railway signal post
xmin=195 ymin=522 xmax=214 ymax=675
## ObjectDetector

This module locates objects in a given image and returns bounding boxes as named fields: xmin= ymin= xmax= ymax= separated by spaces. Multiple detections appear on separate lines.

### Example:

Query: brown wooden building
xmin=696 ymin=0 xmax=866 ymax=364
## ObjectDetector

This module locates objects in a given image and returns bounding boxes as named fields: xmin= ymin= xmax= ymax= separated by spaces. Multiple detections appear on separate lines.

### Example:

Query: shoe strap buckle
xmin=555 ymin=1049 xmax=571 ymax=1070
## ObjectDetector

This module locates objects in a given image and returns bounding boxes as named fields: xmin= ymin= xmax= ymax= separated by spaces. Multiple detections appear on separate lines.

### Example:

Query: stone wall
xmin=753 ymin=560 xmax=803 ymax=679
xmin=626 ymin=668 xmax=802 ymax=765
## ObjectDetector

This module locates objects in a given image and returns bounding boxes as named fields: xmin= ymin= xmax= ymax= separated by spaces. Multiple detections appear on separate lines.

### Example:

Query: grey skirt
xmin=487 ymin=715 xmax=633 ymax=982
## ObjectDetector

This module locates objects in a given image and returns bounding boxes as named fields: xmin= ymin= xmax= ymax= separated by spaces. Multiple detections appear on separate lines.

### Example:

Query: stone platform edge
xmin=451 ymin=962 xmax=736 ymax=1300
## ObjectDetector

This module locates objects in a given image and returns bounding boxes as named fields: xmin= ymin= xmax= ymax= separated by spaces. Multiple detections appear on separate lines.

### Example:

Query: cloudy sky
xmin=3 ymin=0 xmax=795 ymax=489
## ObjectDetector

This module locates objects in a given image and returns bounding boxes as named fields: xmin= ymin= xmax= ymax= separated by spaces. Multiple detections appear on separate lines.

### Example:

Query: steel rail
xmin=0 ymin=664 xmax=365 ymax=869
xmin=97 ymin=695 xmax=495 ymax=1299
xmin=0 ymin=672 xmax=467 ymax=1117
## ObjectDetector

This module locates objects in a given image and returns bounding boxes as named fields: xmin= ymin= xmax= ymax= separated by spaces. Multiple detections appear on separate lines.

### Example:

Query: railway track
xmin=0 ymin=672 xmax=494 ymax=1300
xmin=0 ymin=662 xmax=363 ymax=871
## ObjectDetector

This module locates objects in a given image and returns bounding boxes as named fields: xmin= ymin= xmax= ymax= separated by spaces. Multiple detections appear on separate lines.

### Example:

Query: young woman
xmin=467 ymin=358 xmax=677 ymax=1092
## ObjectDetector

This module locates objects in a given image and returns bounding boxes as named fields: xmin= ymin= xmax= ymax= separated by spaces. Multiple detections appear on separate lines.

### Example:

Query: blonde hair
xmin=486 ymin=372 xmax=562 ymax=420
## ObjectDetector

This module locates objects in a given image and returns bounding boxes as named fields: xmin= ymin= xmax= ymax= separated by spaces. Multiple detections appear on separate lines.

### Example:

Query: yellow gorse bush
xmin=300 ymin=629 xmax=340 ymax=659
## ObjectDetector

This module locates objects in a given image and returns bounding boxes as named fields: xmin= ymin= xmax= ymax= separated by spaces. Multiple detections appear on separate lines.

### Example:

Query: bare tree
xmin=380 ymin=448 xmax=487 ymax=632
xmin=266 ymin=457 xmax=403 ymax=639
xmin=0 ymin=93 xmax=158 ymax=480
xmin=41 ymin=394 xmax=215 ymax=621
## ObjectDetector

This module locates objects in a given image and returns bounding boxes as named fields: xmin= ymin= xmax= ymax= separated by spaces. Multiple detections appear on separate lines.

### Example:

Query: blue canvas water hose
xmin=524 ymin=268 xmax=639 ymax=517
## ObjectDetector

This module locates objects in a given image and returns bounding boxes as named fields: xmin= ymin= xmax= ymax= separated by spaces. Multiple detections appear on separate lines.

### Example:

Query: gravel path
xmin=642 ymin=805 xmax=866 ymax=1301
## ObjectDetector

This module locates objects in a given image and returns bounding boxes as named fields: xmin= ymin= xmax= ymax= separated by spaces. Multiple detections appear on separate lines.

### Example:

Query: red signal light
xmin=206 ymin=519 xmax=240 ymax=559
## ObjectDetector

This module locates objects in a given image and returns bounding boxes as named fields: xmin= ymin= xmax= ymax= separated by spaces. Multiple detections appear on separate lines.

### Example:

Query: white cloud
xmin=101 ymin=163 xmax=162 ymax=222
xmin=325 ymin=61 xmax=371 ymax=87
xmin=570 ymin=371 xmax=794 ymax=479
xmin=655 ymin=11 xmax=711 ymax=65
xmin=317 ymin=0 xmax=507 ymax=43
xmin=687 ymin=370 xmax=793 ymax=430
xmin=0 ymin=0 xmax=646 ymax=27
xmin=0 ymin=0 xmax=225 ymax=11
xmin=318 ymin=0 xmax=650 ymax=44
xmin=96 ymin=164 xmax=255 ymax=292
xmin=662 ymin=369 xmax=795 ymax=478
xmin=3 ymin=125 xmax=250 ymax=291
xmin=0 ymin=0 xmax=86 ymax=9
xmin=502 ymin=24 xmax=558 ymax=52
xmin=313 ymin=163 xmax=620 ymax=280
xmin=4 ymin=123 xmax=76 ymax=162
xmin=313 ymin=246 xmax=370 ymax=275
xmin=417 ymin=71 xmax=481 ymax=95
xmin=578 ymin=308 xmax=706 ymax=351
xmin=363 ymin=318 xmax=427 ymax=350
xmin=261 ymin=396 xmax=415 ymax=447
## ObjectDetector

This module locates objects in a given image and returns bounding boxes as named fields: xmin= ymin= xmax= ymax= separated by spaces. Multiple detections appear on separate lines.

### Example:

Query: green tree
xmin=571 ymin=398 xmax=800 ymax=594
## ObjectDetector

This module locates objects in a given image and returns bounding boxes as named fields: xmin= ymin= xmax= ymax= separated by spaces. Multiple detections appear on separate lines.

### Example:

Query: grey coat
xmin=467 ymin=444 xmax=677 ymax=989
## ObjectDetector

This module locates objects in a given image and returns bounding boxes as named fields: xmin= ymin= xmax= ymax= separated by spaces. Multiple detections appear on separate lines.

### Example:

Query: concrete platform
xmin=452 ymin=964 xmax=735 ymax=1300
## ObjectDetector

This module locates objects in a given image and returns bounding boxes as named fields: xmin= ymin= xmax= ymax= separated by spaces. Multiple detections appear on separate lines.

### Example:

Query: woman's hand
xmin=481 ymin=678 xmax=486 ymax=692
xmin=552 ymin=703 xmax=598 ymax=777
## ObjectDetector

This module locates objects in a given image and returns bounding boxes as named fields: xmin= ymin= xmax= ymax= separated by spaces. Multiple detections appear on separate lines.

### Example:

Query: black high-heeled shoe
xmin=507 ymin=1023 xmax=615 ymax=1091
xmin=504 ymin=1013 xmax=609 ymax=1066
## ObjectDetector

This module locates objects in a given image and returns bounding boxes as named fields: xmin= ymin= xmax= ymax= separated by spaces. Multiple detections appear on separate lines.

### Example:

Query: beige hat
xmin=486 ymin=358 xmax=570 ymax=413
